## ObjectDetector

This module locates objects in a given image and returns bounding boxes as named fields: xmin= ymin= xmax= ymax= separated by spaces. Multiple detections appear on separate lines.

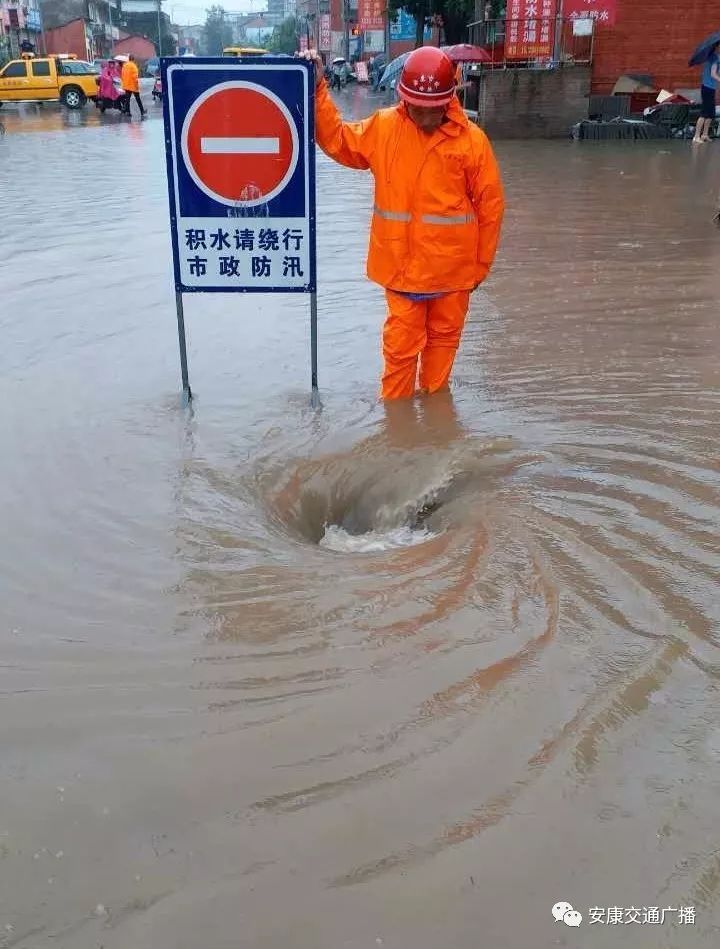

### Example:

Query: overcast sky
xmin=168 ymin=1 xmax=271 ymax=25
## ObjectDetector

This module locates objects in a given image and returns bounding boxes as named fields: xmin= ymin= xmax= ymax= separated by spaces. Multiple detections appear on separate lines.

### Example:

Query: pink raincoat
xmin=98 ymin=61 xmax=122 ymax=101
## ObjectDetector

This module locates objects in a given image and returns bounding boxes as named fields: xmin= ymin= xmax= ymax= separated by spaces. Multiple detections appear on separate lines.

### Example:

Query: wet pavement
xmin=2 ymin=84 xmax=720 ymax=948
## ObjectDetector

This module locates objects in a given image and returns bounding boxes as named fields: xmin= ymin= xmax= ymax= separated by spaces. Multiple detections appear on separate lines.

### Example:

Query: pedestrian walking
xmin=330 ymin=58 xmax=345 ymax=91
xmin=301 ymin=46 xmax=504 ymax=400
xmin=120 ymin=54 xmax=146 ymax=118
xmin=693 ymin=42 xmax=719 ymax=143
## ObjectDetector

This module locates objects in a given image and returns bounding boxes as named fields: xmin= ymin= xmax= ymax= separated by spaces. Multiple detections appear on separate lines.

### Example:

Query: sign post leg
xmin=310 ymin=291 xmax=320 ymax=408
xmin=175 ymin=291 xmax=192 ymax=402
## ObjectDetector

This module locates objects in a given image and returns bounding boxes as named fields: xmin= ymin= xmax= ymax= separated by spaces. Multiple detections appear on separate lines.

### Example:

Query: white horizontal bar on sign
xmin=200 ymin=137 xmax=280 ymax=155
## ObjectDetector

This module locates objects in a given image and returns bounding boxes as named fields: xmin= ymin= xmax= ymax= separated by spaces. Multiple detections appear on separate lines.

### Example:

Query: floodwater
xmin=2 ymin=85 xmax=720 ymax=948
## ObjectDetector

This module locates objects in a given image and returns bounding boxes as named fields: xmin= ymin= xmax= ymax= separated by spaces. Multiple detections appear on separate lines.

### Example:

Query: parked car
xmin=0 ymin=54 xmax=99 ymax=109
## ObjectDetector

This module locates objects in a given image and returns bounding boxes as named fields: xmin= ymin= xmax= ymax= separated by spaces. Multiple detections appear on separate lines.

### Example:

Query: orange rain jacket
xmin=120 ymin=60 xmax=139 ymax=93
xmin=314 ymin=80 xmax=504 ymax=294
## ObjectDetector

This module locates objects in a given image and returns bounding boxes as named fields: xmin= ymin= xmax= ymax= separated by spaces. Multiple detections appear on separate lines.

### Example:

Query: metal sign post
xmin=161 ymin=56 xmax=318 ymax=404
xmin=174 ymin=291 xmax=191 ymax=400
xmin=310 ymin=290 xmax=319 ymax=407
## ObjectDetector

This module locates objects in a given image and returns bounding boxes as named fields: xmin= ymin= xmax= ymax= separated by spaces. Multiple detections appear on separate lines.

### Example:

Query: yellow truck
xmin=0 ymin=54 xmax=100 ymax=110
xmin=222 ymin=47 xmax=268 ymax=57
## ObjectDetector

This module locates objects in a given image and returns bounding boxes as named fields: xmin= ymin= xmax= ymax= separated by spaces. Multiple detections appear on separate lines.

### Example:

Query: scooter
xmin=94 ymin=76 xmax=126 ymax=114
xmin=95 ymin=93 xmax=126 ymax=113
xmin=152 ymin=77 xmax=162 ymax=102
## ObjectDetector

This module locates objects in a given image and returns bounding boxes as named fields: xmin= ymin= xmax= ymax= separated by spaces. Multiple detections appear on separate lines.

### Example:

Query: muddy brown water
xmin=1 ymin=89 xmax=720 ymax=948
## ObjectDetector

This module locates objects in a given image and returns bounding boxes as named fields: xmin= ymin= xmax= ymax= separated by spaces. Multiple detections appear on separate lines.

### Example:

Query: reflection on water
xmin=1 ymin=91 xmax=720 ymax=948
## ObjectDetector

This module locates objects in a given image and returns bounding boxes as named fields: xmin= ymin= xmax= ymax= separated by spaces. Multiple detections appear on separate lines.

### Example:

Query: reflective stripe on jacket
xmin=314 ymin=80 xmax=504 ymax=293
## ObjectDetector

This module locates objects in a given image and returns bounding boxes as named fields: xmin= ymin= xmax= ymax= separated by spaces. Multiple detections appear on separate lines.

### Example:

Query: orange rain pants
xmin=382 ymin=289 xmax=471 ymax=400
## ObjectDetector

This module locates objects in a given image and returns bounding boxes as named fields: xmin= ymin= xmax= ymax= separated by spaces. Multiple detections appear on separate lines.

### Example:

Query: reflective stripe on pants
xmin=381 ymin=289 xmax=471 ymax=400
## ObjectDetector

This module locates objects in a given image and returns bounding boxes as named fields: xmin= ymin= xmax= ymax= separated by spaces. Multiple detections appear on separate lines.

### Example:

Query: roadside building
xmin=113 ymin=30 xmax=153 ymax=60
xmin=40 ymin=0 xmax=119 ymax=60
xmin=1 ymin=0 xmax=45 ymax=59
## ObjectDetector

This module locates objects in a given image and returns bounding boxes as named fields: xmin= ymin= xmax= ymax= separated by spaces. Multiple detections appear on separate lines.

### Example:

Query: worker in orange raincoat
xmin=120 ymin=54 xmax=146 ymax=118
xmin=302 ymin=45 xmax=504 ymax=400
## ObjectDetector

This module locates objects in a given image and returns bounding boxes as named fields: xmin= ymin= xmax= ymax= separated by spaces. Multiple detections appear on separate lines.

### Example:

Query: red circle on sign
xmin=181 ymin=81 xmax=299 ymax=206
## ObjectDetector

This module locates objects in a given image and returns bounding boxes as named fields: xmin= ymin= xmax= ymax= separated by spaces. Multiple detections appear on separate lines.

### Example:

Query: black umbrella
xmin=689 ymin=31 xmax=720 ymax=67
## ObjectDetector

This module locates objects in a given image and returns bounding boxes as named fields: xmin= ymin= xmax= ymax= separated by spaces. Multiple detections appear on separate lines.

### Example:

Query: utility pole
xmin=343 ymin=0 xmax=349 ymax=60
xmin=157 ymin=0 xmax=163 ymax=56
xmin=553 ymin=0 xmax=564 ymax=65
xmin=106 ymin=0 xmax=113 ymax=57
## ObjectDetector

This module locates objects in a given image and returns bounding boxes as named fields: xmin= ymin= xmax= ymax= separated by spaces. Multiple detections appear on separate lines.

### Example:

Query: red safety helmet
xmin=397 ymin=47 xmax=456 ymax=109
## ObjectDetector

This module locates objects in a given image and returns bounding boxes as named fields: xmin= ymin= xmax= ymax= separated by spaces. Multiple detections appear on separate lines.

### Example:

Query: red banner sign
xmin=506 ymin=0 xmax=557 ymax=60
xmin=358 ymin=0 xmax=384 ymax=31
xmin=319 ymin=13 xmax=331 ymax=51
xmin=564 ymin=0 xmax=616 ymax=27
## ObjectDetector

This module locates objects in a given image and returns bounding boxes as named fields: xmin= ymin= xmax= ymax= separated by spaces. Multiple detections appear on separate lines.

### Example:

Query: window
xmin=2 ymin=62 xmax=28 ymax=78
xmin=59 ymin=61 xmax=93 ymax=75
xmin=31 ymin=61 xmax=51 ymax=77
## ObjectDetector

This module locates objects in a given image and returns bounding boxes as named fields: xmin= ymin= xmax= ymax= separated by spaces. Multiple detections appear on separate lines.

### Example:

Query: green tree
xmin=436 ymin=0 xmax=475 ymax=45
xmin=202 ymin=5 xmax=234 ymax=56
xmin=387 ymin=0 xmax=475 ymax=48
xmin=117 ymin=11 xmax=176 ymax=56
xmin=158 ymin=30 xmax=178 ymax=56
xmin=268 ymin=16 xmax=300 ymax=54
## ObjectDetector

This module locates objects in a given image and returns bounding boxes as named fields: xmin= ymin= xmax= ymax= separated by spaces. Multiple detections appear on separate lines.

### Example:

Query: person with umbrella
xmin=693 ymin=43 xmax=720 ymax=143
xmin=330 ymin=57 xmax=346 ymax=91
xmin=300 ymin=45 xmax=504 ymax=400
xmin=690 ymin=33 xmax=720 ymax=143
xmin=370 ymin=54 xmax=385 ymax=91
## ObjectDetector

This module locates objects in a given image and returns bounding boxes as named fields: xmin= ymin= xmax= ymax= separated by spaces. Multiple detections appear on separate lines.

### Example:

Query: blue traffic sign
xmin=162 ymin=57 xmax=316 ymax=293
